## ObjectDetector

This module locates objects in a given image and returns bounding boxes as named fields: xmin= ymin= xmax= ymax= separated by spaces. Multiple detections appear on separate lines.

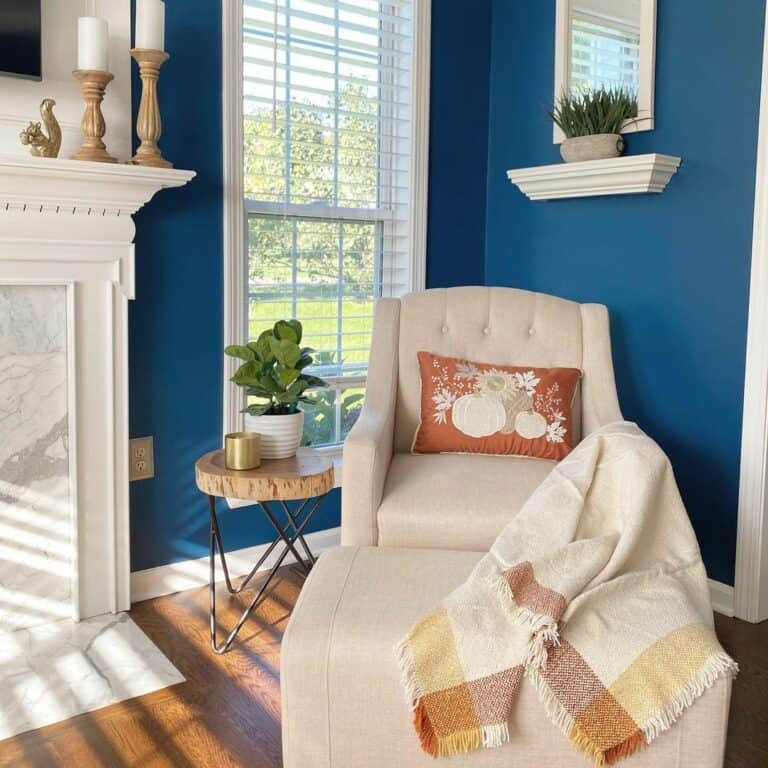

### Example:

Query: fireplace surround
xmin=0 ymin=155 xmax=194 ymax=625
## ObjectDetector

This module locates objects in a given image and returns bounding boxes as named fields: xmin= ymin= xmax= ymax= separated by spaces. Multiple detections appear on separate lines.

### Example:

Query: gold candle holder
xmin=129 ymin=48 xmax=172 ymax=168
xmin=71 ymin=70 xmax=117 ymax=163
xmin=225 ymin=432 xmax=262 ymax=471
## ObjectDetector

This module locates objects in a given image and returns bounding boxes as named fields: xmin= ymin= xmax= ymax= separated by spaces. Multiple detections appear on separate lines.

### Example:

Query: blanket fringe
xmin=486 ymin=572 xmax=515 ymax=605
xmin=486 ymin=573 xmax=560 ymax=671
xmin=604 ymin=731 xmax=647 ymax=765
xmin=569 ymin=723 xmax=607 ymax=768
xmin=395 ymin=635 xmax=422 ymax=711
xmin=568 ymin=723 xmax=647 ymax=766
xmin=640 ymin=651 xmax=738 ymax=743
xmin=481 ymin=722 xmax=510 ymax=749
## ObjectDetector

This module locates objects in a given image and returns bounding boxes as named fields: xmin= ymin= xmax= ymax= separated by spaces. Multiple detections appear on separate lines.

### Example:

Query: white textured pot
xmin=560 ymin=133 xmax=625 ymax=163
xmin=244 ymin=410 xmax=304 ymax=459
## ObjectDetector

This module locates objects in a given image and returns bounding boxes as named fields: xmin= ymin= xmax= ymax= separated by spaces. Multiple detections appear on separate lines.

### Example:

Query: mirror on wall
xmin=554 ymin=0 xmax=656 ymax=142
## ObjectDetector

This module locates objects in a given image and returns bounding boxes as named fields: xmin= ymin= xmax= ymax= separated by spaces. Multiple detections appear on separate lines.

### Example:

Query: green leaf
xmin=245 ymin=385 xmax=274 ymax=398
xmin=268 ymin=336 xmax=302 ymax=368
xmin=242 ymin=402 xmax=271 ymax=416
xmin=295 ymin=354 xmax=313 ymax=370
xmin=274 ymin=319 xmax=303 ymax=344
xmin=274 ymin=365 xmax=301 ymax=388
xmin=276 ymin=379 xmax=309 ymax=404
xmin=224 ymin=344 xmax=255 ymax=362
xmin=231 ymin=360 xmax=263 ymax=387
xmin=300 ymin=373 xmax=328 ymax=388
xmin=254 ymin=330 xmax=275 ymax=363
xmin=287 ymin=319 xmax=303 ymax=343
xmin=274 ymin=320 xmax=300 ymax=344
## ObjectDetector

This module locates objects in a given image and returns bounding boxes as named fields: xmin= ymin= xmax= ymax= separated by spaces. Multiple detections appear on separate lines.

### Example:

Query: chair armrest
xmin=341 ymin=298 xmax=400 ymax=546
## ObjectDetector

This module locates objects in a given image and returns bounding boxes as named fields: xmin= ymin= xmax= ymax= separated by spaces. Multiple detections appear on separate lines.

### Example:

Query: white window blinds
xmin=570 ymin=9 xmax=640 ymax=95
xmin=241 ymin=0 xmax=414 ymax=445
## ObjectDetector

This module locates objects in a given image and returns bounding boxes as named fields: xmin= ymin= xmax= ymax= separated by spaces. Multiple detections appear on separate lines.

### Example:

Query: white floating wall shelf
xmin=507 ymin=153 xmax=681 ymax=201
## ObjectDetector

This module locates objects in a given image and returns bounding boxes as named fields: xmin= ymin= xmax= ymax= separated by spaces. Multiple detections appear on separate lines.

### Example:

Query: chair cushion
xmin=281 ymin=546 xmax=731 ymax=768
xmin=377 ymin=453 xmax=556 ymax=550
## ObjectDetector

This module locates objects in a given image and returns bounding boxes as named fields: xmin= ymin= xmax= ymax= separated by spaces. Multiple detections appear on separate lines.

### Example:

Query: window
xmin=226 ymin=0 xmax=427 ymax=448
xmin=570 ymin=7 xmax=640 ymax=95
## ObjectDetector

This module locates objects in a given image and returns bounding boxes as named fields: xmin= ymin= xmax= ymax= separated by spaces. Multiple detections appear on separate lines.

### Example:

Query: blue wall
xmin=426 ymin=0 xmax=492 ymax=288
xmin=129 ymin=0 xmax=492 ymax=571
xmin=485 ymin=0 xmax=764 ymax=584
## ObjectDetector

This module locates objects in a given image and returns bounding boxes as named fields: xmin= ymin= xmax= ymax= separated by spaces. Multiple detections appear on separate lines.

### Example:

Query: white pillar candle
xmin=135 ymin=0 xmax=165 ymax=51
xmin=77 ymin=16 xmax=109 ymax=72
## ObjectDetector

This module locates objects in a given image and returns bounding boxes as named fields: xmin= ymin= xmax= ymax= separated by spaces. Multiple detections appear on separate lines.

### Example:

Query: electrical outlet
xmin=130 ymin=436 xmax=155 ymax=481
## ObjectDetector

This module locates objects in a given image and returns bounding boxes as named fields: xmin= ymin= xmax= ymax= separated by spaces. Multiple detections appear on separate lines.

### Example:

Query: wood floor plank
xmin=0 ymin=568 xmax=766 ymax=767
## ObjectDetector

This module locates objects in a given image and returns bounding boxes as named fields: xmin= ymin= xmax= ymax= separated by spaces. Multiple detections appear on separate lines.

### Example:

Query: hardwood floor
xmin=0 ymin=569 xmax=766 ymax=767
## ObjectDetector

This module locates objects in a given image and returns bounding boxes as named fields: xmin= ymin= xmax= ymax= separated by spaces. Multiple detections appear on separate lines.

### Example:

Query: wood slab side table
xmin=195 ymin=449 xmax=334 ymax=654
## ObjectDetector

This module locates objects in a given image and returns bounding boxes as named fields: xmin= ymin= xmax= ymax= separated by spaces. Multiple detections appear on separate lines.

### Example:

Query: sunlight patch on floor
xmin=0 ymin=612 xmax=184 ymax=740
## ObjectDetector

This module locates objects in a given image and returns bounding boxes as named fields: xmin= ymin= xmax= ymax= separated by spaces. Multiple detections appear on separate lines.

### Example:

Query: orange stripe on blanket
xmin=503 ymin=561 xmax=567 ymax=621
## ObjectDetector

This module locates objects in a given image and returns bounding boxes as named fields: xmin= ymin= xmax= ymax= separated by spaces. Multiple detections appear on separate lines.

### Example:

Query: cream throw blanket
xmin=397 ymin=422 xmax=736 ymax=766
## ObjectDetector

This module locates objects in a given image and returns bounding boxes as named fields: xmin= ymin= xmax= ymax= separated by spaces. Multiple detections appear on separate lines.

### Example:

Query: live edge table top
xmin=195 ymin=449 xmax=335 ymax=502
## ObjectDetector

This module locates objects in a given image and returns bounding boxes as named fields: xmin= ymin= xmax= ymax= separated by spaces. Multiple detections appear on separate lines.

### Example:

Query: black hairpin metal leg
xmin=208 ymin=492 xmax=324 ymax=654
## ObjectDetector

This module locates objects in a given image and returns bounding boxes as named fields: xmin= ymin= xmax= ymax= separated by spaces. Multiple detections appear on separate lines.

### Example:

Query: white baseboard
xmin=130 ymin=527 xmax=341 ymax=604
xmin=132 ymin=531 xmax=737 ymax=619
xmin=709 ymin=579 xmax=735 ymax=618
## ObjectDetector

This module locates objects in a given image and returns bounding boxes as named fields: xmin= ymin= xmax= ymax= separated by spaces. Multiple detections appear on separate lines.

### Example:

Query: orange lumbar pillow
xmin=412 ymin=351 xmax=582 ymax=461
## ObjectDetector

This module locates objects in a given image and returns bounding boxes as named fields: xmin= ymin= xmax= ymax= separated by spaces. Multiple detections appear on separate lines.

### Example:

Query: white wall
xmin=0 ymin=0 xmax=131 ymax=161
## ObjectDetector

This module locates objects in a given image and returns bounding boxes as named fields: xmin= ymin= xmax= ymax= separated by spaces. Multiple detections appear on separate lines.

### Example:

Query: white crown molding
xmin=507 ymin=153 xmax=681 ymax=201
xmin=0 ymin=155 xmax=195 ymax=219
xmin=131 ymin=526 xmax=341 ymax=603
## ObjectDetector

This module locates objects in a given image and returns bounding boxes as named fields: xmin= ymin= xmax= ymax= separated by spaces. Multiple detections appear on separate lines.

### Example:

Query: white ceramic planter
xmin=560 ymin=133 xmax=625 ymax=163
xmin=244 ymin=410 xmax=304 ymax=459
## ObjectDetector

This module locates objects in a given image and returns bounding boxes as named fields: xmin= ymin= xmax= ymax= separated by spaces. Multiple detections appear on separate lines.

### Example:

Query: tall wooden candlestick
xmin=71 ymin=70 xmax=117 ymax=163
xmin=130 ymin=48 xmax=172 ymax=168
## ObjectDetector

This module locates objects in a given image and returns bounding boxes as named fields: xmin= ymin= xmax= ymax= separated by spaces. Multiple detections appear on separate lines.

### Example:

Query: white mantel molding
xmin=507 ymin=154 xmax=681 ymax=201
xmin=0 ymin=155 xmax=195 ymax=220
xmin=0 ymin=156 xmax=194 ymax=623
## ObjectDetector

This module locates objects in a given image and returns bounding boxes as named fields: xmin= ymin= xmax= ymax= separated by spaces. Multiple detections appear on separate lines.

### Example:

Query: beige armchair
xmin=341 ymin=286 xmax=623 ymax=550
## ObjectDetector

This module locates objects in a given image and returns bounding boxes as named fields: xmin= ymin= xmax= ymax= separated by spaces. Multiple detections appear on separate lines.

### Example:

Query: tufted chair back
xmin=391 ymin=286 xmax=620 ymax=453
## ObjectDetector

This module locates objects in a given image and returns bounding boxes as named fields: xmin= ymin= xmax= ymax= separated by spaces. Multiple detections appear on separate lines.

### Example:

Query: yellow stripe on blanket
xmin=608 ymin=622 xmax=721 ymax=726
xmin=409 ymin=608 xmax=466 ymax=695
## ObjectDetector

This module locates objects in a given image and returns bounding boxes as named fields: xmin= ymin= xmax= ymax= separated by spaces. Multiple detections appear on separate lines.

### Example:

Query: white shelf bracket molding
xmin=507 ymin=153 xmax=681 ymax=201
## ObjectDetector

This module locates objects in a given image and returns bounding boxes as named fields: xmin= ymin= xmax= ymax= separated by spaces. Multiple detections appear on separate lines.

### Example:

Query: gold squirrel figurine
xmin=19 ymin=98 xmax=62 ymax=158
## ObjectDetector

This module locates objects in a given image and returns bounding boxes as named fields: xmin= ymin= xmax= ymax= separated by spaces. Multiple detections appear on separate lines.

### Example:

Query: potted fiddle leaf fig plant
xmin=225 ymin=320 xmax=328 ymax=459
xmin=549 ymin=87 xmax=638 ymax=163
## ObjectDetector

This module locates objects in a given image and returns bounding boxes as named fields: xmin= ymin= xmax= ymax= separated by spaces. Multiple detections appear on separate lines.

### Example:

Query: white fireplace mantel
xmin=0 ymin=156 xmax=194 ymax=625
xmin=0 ymin=155 xmax=195 ymax=240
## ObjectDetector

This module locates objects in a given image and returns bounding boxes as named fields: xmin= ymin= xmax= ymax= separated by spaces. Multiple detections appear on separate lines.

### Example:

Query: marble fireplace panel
xmin=0 ymin=285 xmax=72 ymax=631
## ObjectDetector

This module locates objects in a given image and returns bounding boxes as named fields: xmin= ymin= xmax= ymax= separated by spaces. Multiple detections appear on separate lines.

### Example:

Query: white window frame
xmin=221 ymin=0 xmax=430 ymax=462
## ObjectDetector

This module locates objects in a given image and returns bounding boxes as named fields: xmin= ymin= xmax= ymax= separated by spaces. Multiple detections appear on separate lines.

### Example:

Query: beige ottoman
xmin=281 ymin=547 xmax=731 ymax=768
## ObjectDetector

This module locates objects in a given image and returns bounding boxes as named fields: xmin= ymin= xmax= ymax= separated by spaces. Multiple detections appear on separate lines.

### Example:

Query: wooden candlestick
xmin=71 ymin=70 xmax=117 ymax=163
xmin=130 ymin=48 xmax=172 ymax=168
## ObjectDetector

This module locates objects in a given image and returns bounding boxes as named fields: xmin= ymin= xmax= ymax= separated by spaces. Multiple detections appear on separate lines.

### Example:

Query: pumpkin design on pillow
xmin=413 ymin=352 xmax=582 ymax=460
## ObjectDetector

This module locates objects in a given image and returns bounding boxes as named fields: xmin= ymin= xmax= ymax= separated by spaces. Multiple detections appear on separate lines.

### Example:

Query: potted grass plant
xmin=225 ymin=320 xmax=328 ymax=459
xmin=549 ymin=87 xmax=638 ymax=163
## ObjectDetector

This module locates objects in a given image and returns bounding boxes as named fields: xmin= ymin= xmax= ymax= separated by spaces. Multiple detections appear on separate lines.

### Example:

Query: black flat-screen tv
xmin=0 ymin=1 xmax=42 ymax=81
